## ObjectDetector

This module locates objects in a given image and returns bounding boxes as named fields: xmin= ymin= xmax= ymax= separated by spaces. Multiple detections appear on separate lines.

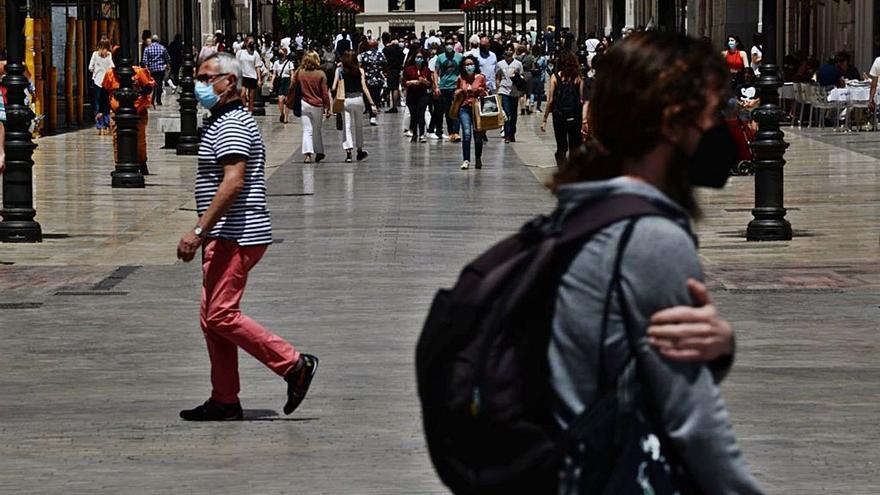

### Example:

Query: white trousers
xmin=301 ymin=101 xmax=324 ymax=155
xmin=342 ymin=96 xmax=365 ymax=150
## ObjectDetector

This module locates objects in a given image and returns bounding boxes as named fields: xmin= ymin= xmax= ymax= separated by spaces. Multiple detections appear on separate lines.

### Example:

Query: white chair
xmin=806 ymin=85 xmax=841 ymax=129
xmin=844 ymin=91 xmax=870 ymax=131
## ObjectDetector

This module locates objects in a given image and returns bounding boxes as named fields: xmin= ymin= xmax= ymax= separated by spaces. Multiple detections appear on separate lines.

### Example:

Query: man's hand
xmin=647 ymin=279 xmax=733 ymax=362
xmin=176 ymin=231 xmax=202 ymax=262
xmin=540 ymin=120 xmax=547 ymax=132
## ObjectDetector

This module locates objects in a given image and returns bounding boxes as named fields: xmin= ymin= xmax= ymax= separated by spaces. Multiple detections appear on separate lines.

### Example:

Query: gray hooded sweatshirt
xmin=549 ymin=177 xmax=763 ymax=494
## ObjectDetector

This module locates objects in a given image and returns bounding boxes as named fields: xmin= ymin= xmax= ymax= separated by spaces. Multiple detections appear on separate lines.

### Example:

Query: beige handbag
xmin=332 ymin=69 xmax=346 ymax=114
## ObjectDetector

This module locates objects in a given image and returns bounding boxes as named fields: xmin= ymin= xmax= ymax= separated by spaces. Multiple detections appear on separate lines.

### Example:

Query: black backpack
xmin=416 ymin=194 xmax=687 ymax=494
xmin=552 ymin=72 xmax=582 ymax=121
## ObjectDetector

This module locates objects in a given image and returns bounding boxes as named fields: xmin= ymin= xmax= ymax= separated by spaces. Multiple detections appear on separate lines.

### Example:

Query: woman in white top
xmin=237 ymin=37 xmax=264 ymax=113
xmin=88 ymin=38 xmax=114 ymax=135
xmin=272 ymin=48 xmax=294 ymax=123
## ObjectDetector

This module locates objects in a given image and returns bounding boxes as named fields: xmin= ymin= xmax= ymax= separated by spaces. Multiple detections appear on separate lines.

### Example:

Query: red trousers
xmin=200 ymin=238 xmax=299 ymax=404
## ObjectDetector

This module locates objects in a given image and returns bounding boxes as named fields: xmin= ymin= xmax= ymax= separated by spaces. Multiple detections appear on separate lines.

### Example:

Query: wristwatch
xmin=193 ymin=226 xmax=207 ymax=238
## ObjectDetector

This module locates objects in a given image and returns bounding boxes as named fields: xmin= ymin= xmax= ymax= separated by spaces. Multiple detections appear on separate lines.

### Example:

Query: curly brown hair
xmin=552 ymin=32 xmax=727 ymax=195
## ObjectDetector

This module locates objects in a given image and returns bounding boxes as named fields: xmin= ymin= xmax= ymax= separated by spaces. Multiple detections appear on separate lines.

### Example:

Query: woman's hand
xmin=540 ymin=120 xmax=547 ymax=132
xmin=648 ymin=279 xmax=733 ymax=362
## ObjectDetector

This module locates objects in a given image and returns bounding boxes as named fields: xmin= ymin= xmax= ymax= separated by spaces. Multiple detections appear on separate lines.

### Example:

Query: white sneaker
xmin=460 ymin=160 xmax=470 ymax=170
xmin=370 ymin=117 xmax=378 ymax=126
xmin=419 ymin=134 xmax=427 ymax=143
xmin=427 ymin=132 xmax=441 ymax=140
xmin=404 ymin=130 xmax=413 ymax=137
xmin=441 ymin=133 xmax=450 ymax=139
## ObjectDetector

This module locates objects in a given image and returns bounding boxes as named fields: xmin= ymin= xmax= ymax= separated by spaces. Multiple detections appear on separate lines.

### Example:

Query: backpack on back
xmin=553 ymin=72 xmax=582 ymax=121
xmin=415 ymin=194 xmax=670 ymax=495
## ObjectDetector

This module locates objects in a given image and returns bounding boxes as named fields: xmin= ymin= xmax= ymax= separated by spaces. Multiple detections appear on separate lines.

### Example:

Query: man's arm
xmin=869 ymin=75 xmax=878 ymax=112
xmin=177 ymin=158 xmax=245 ymax=262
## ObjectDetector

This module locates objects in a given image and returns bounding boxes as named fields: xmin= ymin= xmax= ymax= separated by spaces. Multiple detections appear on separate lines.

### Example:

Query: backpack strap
xmin=557 ymin=193 xmax=666 ymax=247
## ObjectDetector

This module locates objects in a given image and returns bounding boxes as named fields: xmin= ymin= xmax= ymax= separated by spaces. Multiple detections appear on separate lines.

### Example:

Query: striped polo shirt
xmin=196 ymin=101 xmax=272 ymax=246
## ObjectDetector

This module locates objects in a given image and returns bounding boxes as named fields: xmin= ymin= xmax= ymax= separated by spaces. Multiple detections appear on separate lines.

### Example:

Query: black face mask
xmin=686 ymin=123 xmax=739 ymax=188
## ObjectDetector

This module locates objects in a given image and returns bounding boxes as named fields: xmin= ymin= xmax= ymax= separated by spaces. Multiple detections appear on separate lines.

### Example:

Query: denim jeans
xmin=439 ymin=89 xmax=460 ymax=134
xmin=501 ymin=94 xmax=519 ymax=140
xmin=93 ymin=83 xmax=111 ymax=129
xmin=458 ymin=105 xmax=484 ymax=162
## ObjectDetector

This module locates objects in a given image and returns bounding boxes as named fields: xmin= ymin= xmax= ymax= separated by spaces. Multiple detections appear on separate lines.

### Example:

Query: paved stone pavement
xmin=1 ymin=103 xmax=878 ymax=493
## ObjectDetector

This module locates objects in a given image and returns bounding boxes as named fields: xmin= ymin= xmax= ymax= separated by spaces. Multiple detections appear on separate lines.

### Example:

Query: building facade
xmin=540 ymin=0 xmax=878 ymax=70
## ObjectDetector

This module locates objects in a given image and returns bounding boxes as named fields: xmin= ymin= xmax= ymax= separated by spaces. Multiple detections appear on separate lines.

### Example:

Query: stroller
xmin=726 ymin=117 xmax=756 ymax=176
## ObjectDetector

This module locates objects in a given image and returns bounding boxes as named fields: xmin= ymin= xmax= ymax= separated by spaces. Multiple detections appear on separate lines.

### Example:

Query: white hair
xmin=203 ymin=52 xmax=242 ymax=91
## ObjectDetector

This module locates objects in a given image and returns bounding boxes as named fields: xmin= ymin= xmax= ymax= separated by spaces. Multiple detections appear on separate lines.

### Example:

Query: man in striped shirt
xmin=176 ymin=52 xmax=318 ymax=421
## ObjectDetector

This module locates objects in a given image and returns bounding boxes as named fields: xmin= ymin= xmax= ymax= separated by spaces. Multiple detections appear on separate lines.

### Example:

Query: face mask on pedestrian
xmin=728 ymin=40 xmax=736 ymax=50
xmin=446 ymin=45 xmax=454 ymax=55
xmin=465 ymin=65 xmax=476 ymax=74
xmin=194 ymin=76 xmax=228 ymax=110
xmin=682 ymin=123 xmax=739 ymax=188
xmin=415 ymin=57 xmax=424 ymax=65
xmin=480 ymin=44 xmax=489 ymax=53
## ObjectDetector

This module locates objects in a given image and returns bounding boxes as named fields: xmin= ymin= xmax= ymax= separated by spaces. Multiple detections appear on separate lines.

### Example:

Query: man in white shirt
xmin=869 ymin=55 xmax=880 ymax=113
xmin=750 ymin=33 xmax=763 ymax=76
xmin=424 ymin=30 xmax=441 ymax=50
xmin=465 ymin=36 xmax=499 ymax=92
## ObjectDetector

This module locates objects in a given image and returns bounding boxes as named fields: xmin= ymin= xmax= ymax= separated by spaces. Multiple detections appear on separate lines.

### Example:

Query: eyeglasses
xmin=195 ymin=72 xmax=228 ymax=83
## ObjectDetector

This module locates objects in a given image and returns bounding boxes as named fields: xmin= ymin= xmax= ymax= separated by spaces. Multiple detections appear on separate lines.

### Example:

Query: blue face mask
xmin=415 ymin=57 xmax=424 ymax=65
xmin=728 ymin=40 xmax=736 ymax=49
xmin=465 ymin=65 xmax=476 ymax=74
xmin=195 ymin=80 xmax=221 ymax=109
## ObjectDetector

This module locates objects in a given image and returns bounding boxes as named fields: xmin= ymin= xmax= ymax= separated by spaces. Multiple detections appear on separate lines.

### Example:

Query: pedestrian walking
xmin=178 ymin=52 xmax=318 ymax=422
xmin=272 ymin=47 xmax=294 ymax=123
xmin=529 ymin=45 xmax=548 ymax=113
xmin=142 ymin=34 xmax=170 ymax=106
xmin=466 ymin=36 xmax=499 ymax=92
xmin=541 ymin=51 xmax=584 ymax=164
xmin=237 ymin=38 xmax=264 ymax=113
xmin=358 ymin=39 xmax=386 ymax=126
xmin=290 ymin=51 xmax=331 ymax=163
xmin=382 ymin=39 xmax=405 ymax=112
xmin=496 ymin=47 xmax=524 ymax=143
xmin=199 ymin=34 xmax=217 ymax=63
xmin=103 ymin=46 xmax=154 ymax=176
xmin=455 ymin=55 xmax=488 ymax=170
xmin=169 ymin=34 xmax=184 ymax=88
xmin=88 ymin=38 xmax=113 ymax=135
xmin=332 ymin=51 xmax=378 ymax=163
xmin=548 ymin=32 xmax=763 ymax=494
xmin=517 ymin=45 xmax=535 ymax=115
xmin=434 ymin=40 xmax=463 ymax=142
xmin=403 ymin=49 xmax=433 ymax=143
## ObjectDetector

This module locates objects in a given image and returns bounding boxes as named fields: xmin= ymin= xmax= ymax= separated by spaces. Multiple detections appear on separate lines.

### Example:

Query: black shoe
xmin=345 ymin=151 xmax=352 ymax=163
xmin=284 ymin=354 xmax=319 ymax=415
xmin=410 ymin=136 xmax=417 ymax=143
xmin=315 ymin=153 xmax=325 ymax=163
xmin=180 ymin=399 xmax=243 ymax=421
xmin=140 ymin=163 xmax=150 ymax=175
xmin=356 ymin=149 xmax=368 ymax=161
xmin=475 ymin=158 xmax=482 ymax=169
xmin=388 ymin=107 xmax=399 ymax=114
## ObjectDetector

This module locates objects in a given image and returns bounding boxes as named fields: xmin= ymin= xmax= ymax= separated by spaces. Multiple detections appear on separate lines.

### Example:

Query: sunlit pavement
xmin=1 ymin=103 xmax=878 ymax=493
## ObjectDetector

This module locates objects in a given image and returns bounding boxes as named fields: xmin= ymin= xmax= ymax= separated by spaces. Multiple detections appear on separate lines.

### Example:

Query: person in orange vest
xmin=103 ymin=46 xmax=155 ymax=175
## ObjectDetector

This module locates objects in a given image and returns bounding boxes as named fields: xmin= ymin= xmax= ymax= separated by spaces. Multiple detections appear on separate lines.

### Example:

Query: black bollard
xmin=0 ymin=0 xmax=42 ymax=242
xmin=111 ymin=0 xmax=145 ymax=188
xmin=177 ymin=0 xmax=199 ymax=155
